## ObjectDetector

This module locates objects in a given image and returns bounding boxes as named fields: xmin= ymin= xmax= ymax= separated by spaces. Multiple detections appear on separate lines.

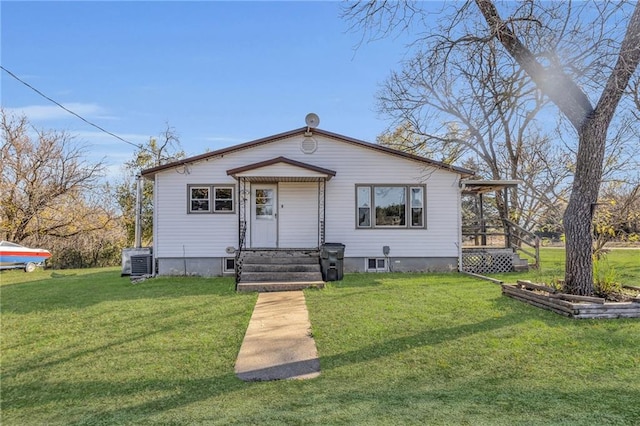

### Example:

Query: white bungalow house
xmin=141 ymin=125 xmax=481 ymax=288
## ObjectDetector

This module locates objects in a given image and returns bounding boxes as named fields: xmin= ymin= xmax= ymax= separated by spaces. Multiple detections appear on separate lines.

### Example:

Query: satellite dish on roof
xmin=305 ymin=113 xmax=320 ymax=128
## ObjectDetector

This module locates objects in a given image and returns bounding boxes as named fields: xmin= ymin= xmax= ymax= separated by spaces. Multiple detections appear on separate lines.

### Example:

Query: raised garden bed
xmin=502 ymin=280 xmax=640 ymax=319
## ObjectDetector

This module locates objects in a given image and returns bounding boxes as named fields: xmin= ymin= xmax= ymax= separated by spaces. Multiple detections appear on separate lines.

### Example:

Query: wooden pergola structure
xmin=460 ymin=179 xmax=540 ymax=273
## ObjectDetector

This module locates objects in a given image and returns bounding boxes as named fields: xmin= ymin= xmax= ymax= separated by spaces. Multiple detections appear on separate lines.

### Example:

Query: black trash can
xmin=321 ymin=243 xmax=345 ymax=281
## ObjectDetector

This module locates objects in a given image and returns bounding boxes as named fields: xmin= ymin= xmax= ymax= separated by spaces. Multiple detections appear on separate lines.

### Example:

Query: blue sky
xmin=2 ymin=1 xmax=421 ymax=177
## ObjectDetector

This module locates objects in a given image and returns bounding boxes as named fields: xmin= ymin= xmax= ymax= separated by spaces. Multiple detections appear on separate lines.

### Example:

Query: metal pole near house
xmin=134 ymin=174 xmax=143 ymax=248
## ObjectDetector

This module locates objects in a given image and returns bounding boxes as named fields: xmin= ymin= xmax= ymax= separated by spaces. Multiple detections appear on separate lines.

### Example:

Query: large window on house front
xmin=356 ymin=185 xmax=426 ymax=229
xmin=188 ymin=184 xmax=235 ymax=214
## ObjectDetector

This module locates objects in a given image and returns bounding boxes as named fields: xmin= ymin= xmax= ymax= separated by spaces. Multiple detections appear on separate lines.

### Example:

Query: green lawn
xmin=1 ymin=249 xmax=639 ymax=425
xmin=489 ymin=247 xmax=640 ymax=286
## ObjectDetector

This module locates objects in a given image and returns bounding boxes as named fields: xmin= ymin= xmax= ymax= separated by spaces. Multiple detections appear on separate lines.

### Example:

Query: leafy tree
xmin=115 ymin=124 xmax=184 ymax=246
xmin=45 ymin=192 xmax=126 ymax=268
xmin=1 ymin=108 xmax=125 ymax=267
xmin=593 ymin=182 xmax=640 ymax=257
xmin=1 ymin=108 xmax=105 ymax=243
xmin=345 ymin=1 xmax=640 ymax=295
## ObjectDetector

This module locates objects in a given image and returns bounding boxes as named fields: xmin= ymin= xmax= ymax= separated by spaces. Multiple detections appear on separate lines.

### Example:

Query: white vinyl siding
xmin=151 ymin=133 xmax=462 ymax=260
xmin=279 ymin=182 xmax=318 ymax=248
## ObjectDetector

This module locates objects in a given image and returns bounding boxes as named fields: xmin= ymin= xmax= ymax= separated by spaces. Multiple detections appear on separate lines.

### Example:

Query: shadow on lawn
xmin=2 ymin=372 xmax=248 ymax=424
xmin=5 ymin=370 xmax=639 ymax=424
xmin=0 ymin=300 xmax=245 ymax=378
xmin=329 ymin=272 xmax=475 ymax=289
xmin=321 ymin=310 xmax=523 ymax=370
xmin=254 ymin=376 xmax=640 ymax=424
xmin=1 ymin=270 xmax=241 ymax=314
xmin=2 ymin=312 xmax=524 ymax=424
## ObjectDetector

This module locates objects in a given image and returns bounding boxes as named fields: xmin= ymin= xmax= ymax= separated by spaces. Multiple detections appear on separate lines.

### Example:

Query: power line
xmin=1 ymin=65 xmax=143 ymax=150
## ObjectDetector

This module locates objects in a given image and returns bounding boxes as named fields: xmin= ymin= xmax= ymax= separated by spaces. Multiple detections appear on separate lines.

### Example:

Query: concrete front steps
xmin=512 ymin=254 xmax=530 ymax=272
xmin=237 ymin=249 xmax=324 ymax=292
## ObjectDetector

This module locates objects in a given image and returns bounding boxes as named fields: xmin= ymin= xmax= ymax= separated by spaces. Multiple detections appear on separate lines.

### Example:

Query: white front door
xmin=251 ymin=184 xmax=278 ymax=247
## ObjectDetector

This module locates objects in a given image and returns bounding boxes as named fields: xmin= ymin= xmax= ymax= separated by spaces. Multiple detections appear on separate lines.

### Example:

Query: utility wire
xmin=1 ymin=65 xmax=143 ymax=150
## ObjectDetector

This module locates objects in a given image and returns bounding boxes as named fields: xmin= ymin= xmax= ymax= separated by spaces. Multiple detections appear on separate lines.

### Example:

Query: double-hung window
xmin=410 ymin=187 xmax=424 ymax=227
xmin=214 ymin=187 xmax=234 ymax=212
xmin=356 ymin=185 xmax=425 ymax=228
xmin=189 ymin=186 xmax=211 ymax=213
xmin=357 ymin=186 xmax=372 ymax=227
xmin=188 ymin=184 xmax=235 ymax=214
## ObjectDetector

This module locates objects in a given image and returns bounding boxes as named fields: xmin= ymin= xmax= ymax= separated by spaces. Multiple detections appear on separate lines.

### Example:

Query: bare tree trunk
xmin=563 ymin=121 xmax=607 ymax=295
xmin=564 ymin=3 xmax=640 ymax=294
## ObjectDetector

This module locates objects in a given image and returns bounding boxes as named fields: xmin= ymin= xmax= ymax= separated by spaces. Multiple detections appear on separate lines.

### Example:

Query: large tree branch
xmin=474 ymin=0 xmax=594 ymax=130
xmin=593 ymin=2 xmax=640 ymax=127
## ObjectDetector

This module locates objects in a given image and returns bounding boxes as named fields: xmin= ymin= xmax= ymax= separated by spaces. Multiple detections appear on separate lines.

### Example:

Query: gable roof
xmin=226 ymin=156 xmax=336 ymax=182
xmin=140 ymin=127 xmax=475 ymax=178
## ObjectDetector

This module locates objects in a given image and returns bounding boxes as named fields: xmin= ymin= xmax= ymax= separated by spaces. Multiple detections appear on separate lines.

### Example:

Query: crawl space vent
xmin=300 ymin=136 xmax=317 ymax=154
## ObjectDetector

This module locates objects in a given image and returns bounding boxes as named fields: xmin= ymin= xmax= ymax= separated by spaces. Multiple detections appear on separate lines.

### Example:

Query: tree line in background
xmin=0 ymin=107 xmax=183 ymax=269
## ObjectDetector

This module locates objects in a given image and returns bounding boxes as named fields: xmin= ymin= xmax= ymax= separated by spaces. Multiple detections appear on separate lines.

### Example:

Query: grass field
xmin=1 ymin=249 xmax=639 ymax=425
xmin=490 ymin=248 xmax=640 ymax=286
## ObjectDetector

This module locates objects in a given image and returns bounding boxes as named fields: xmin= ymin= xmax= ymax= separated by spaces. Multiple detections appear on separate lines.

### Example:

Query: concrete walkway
xmin=235 ymin=291 xmax=321 ymax=381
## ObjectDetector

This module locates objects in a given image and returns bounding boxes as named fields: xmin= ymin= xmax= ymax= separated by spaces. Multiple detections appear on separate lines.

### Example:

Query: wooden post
xmin=479 ymin=192 xmax=486 ymax=246
xmin=504 ymin=187 xmax=511 ymax=249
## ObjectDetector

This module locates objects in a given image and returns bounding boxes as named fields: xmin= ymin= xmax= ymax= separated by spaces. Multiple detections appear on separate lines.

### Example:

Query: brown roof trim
xmin=141 ymin=128 xmax=305 ymax=177
xmin=141 ymin=127 xmax=475 ymax=178
xmin=226 ymin=156 xmax=336 ymax=177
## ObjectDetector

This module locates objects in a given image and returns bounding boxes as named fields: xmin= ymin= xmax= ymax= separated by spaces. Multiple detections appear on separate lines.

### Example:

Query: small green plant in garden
xmin=592 ymin=254 xmax=622 ymax=296
xmin=547 ymin=276 xmax=564 ymax=292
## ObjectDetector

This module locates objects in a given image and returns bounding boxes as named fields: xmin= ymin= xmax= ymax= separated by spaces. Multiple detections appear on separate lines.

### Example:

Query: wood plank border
xmin=502 ymin=284 xmax=640 ymax=319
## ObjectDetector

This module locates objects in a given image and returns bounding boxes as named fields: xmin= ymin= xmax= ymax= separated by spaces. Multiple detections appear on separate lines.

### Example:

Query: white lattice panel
xmin=462 ymin=252 xmax=513 ymax=273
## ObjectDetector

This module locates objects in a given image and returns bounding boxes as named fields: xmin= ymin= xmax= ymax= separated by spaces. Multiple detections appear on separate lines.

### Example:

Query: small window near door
xmin=214 ymin=187 xmax=234 ymax=212
xmin=255 ymin=188 xmax=274 ymax=219
xmin=366 ymin=258 xmax=387 ymax=272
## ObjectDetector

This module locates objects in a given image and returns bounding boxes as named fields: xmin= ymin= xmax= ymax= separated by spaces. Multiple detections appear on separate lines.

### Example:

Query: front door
xmin=251 ymin=184 xmax=278 ymax=247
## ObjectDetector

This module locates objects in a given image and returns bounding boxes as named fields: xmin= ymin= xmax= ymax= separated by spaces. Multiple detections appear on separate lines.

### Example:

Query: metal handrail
xmin=235 ymin=220 xmax=247 ymax=290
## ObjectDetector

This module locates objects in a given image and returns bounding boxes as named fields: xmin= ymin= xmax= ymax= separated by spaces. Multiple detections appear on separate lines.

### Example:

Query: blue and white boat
xmin=0 ymin=241 xmax=52 ymax=272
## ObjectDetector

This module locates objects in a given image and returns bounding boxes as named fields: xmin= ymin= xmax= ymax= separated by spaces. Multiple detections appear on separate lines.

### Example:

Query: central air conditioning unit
xmin=130 ymin=254 xmax=153 ymax=276
xmin=121 ymin=247 xmax=152 ymax=276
